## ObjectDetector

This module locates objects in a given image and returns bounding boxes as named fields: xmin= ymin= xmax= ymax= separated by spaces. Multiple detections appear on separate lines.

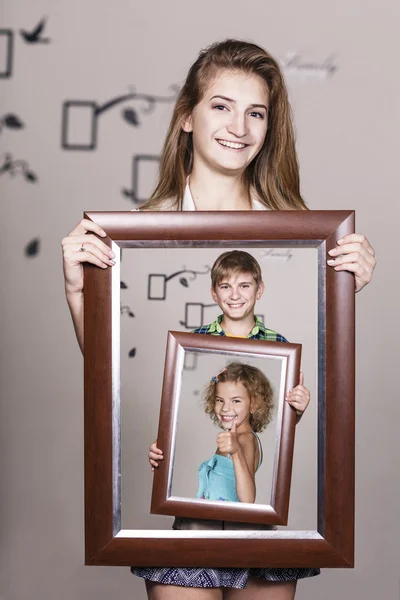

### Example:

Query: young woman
xmin=62 ymin=39 xmax=376 ymax=599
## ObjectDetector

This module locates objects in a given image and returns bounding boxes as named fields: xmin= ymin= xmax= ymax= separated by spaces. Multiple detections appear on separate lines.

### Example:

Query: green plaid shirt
xmin=192 ymin=315 xmax=288 ymax=343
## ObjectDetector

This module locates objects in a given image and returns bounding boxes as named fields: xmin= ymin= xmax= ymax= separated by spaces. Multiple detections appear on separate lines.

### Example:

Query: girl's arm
xmin=62 ymin=219 xmax=115 ymax=353
xmin=216 ymin=420 xmax=257 ymax=503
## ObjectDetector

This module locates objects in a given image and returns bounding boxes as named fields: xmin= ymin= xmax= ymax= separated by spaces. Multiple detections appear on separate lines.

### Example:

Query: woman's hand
xmin=327 ymin=234 xmax=376 ymax=293
xmin=62 ymin=219 xmax=115 ymax=295
xmin=286 ymin=372 xmax=310 ymax=416
xmin=149 ymin=440 xmax=163 ymax=471
xmin=216 ymin=418 xmax=240 ymax=455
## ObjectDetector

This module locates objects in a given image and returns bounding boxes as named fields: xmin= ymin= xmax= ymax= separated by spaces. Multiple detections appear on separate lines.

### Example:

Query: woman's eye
xmin=249 ymin=111 xmax=264 ymax=119
xmin=213 ymin=105 xmax=228 ymax=111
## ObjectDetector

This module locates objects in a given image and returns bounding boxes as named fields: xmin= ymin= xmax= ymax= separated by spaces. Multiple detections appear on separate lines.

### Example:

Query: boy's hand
xmin=216 ymin=418 xmax=240 ymax=455
xmin=286 ymin=372 xmax=310 ymax=415
xmin=149 ymin=440 xmax=163 ymax=471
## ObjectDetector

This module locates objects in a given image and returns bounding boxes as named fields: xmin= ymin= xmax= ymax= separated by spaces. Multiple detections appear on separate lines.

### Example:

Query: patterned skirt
xmin=131 ymin=566 xmax=320 ymax=588
xmin=131 ymin=518 xmax=320 ymax=589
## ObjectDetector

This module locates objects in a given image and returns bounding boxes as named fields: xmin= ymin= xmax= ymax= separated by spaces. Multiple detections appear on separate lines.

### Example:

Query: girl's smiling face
xmin=182 ymin=70 xmax=269 ymax=176
xmin=214 ymin=380 xmax=253 ymax=432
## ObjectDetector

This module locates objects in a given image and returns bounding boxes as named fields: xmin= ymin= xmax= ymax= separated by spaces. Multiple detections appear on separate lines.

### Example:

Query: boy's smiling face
xmin=211 ymin=271 xmax=264 ymax=322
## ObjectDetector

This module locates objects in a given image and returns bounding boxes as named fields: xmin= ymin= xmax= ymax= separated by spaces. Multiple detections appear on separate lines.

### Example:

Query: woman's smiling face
xmin=182 ymin=70 xmax=269 ymax=176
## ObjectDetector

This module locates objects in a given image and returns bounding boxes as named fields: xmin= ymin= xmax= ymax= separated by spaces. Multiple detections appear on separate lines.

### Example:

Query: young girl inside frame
xmin=197 ymin=362 xmax=276 ymax=505
xmin=62 ymin=39 xmax=377 ymax=600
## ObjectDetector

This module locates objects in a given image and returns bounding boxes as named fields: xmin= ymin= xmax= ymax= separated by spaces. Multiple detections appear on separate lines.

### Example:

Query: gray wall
xmin=1 ymin=1 xmax=399 ymax=599
xmin=120 ymin=247 xmax=318 ymax=531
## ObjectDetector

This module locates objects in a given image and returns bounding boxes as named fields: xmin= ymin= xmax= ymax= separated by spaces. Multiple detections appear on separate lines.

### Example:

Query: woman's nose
xmin=227 ymin=113 xmax=247 ymax=138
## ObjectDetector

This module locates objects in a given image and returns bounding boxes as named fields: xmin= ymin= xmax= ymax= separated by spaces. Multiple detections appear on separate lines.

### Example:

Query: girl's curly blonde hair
xmin=203 ymin=362 xmax=274 ymax=433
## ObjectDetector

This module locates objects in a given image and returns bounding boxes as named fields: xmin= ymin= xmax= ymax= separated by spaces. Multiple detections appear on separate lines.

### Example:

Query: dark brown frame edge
xmin=151 ymin=332 xmax=300 ymax=525
xmin=83 ymin=210 xmax=355 ymax=568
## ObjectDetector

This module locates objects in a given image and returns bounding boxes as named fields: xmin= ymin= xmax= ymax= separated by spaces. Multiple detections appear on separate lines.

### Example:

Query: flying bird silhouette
xmin=20 ymin=18 xmax=51 ymax=44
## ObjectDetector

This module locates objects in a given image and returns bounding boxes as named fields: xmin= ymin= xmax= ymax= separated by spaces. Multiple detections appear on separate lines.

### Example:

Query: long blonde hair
xmin=141 ymin=39 xmax=306 ymax=211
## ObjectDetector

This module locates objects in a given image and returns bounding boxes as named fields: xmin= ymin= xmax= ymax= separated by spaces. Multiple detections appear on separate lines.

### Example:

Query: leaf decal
xmin=122 ymin=108 xmax=139 ymax=126
xmin=120 ymin=281 xmax=128 ymax=289
xmin=128 ymin=347 xmax=136 ymax=358
xmin=121 ymin=188 xmax=135 ymax=199
xmin=4 ymin=114 xmax=24 ymax=129
xmin=179 ymin=277 xmax=189 ymax=287
xmin=121 ymin=305 xmax=135 ymax=317
xmin=24 ymin=171 xmax=37 ymax=183
xmin=25 ymin=237 xmax=40 ymax=257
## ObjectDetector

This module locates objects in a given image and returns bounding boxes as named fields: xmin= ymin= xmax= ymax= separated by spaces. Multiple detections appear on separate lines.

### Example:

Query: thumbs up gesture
xmin=216 ymin=417 xmax=240 ymax=455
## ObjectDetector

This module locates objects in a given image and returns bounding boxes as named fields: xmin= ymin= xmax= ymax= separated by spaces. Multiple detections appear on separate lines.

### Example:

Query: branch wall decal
xmin=148 ymin=267 xmax=210 ymax=301
xmin=61 ymin=87 xmax=178 ymax=151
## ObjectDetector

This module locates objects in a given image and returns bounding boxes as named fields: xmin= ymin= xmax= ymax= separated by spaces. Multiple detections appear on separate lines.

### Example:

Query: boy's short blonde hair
xmin=203 ymin=362 xmax=274 ymax=433
xmin=211 ymin=251 xmax=262 ymax=289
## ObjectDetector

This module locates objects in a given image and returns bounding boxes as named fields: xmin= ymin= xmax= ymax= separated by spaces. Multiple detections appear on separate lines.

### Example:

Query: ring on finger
xmin=79 ymin=244 xmax=85 ymax=252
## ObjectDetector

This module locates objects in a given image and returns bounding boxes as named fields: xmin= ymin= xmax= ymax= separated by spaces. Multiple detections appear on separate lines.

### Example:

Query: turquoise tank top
xmin=196 ymin=432 xmax=263 ymax=502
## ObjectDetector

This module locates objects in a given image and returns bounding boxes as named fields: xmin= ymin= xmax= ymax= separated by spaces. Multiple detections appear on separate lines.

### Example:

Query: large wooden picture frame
xmin=83 ymin=210 xmax=355 ymax=568
xmin=151 ymin=332 xmax=301 ymax=525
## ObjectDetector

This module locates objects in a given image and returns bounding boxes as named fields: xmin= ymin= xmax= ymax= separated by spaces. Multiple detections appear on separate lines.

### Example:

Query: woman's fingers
xmin=328 ymin=243 xmax=375 ymax=263
xmin=327 ymin=235 xmax=377 ymax=292
xmin=70 ymin=244 xmax=115 ymax=267
xmin=67 ymin=218 xmax=107 ymax=238
xmin=62 ymin=233 xmax=114 ymax=260
xmin=335 ymin=234 xmax=375 ymax=257
xmin=62 ymin=220 xmax=114 ymax=297
xmin=69 ymin=250 xmax=107 ymax=269
xmin=62 ymin=234 xmax=115 ymax=277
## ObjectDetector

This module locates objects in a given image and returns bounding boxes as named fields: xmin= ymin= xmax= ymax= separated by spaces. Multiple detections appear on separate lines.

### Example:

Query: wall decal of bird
xmin=20 ymin=18 xmax=51 ymax=44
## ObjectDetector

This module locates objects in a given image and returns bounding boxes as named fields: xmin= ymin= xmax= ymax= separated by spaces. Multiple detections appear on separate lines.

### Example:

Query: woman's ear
xmin=182 ymin=114 xmax=193 ymax=133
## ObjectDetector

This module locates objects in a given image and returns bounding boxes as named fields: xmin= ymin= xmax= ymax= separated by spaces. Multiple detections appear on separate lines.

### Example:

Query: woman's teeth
xmin=217 ymin=140 xmax=246 ymax=149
